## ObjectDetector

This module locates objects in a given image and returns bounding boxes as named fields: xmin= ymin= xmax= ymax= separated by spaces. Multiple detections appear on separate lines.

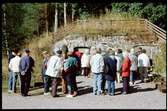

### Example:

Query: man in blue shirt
xmin=19 ymin=48 xmax=34 ymax=96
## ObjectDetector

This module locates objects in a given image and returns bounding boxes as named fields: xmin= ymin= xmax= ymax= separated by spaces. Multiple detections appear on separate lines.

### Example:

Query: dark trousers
xmin=72 ymin=74 xmax=78 ymax=92
xmin=101 ymin=75 xmax=106 ymax=93
xmin=122 ymin=77 xmax=129 ymax=93
xmin=82 ymin=67 xmax=90 ymax=77
xmin=20 ymin=73 xmax=31 ymax=96
xmin=65 ymin=73 xmax=78 ymax=94
xmin=44 ymin=75 xmax=51 ymax=93
xmin=51 ymin=77 xmax=61 ymax=97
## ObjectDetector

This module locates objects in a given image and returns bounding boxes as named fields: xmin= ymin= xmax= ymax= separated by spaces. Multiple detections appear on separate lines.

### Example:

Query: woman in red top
xmin=121 ymin=51 xmax=131 ymax=94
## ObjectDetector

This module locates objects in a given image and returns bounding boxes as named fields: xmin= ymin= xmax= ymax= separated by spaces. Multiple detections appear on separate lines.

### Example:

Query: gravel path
xmin=2 ymin=76 xmax=166 ymax=109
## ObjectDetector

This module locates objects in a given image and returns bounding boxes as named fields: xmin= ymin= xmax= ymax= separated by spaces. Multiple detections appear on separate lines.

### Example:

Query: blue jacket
xmin=104 ymin=55 xmax=117 ymax=81
xmin=19 ymin=55 xmax=34 ymax=73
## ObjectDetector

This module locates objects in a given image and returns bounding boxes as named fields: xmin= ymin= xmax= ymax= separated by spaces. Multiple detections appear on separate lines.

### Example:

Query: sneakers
xmin=8 ymin=90 xmax=13 ymax=94
xmin=122 ymin=92 xmax=127 ymax=95
xmin=44 ymin=92 xmax=50 ymax=96
xmin=66 ymin=94 xmax=74 ymax=98
xmin=130 ymin=81 xmax=134 ymax=86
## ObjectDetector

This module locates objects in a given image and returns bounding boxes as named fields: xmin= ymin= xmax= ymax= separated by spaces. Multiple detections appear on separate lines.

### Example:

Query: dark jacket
xmin=104 ymin=55 xmax=117 ymax=81
xmin=8 ymin=49 xmax=15 ymax=64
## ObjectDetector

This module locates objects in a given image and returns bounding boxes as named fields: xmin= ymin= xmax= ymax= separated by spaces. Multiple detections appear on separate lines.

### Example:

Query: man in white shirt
xmin=90 ymin=47 xmax=104 ymax=95
xmin=9 ymin=49 xmax=21 ymax=93
xmin=138 ymin=49 xmax=150 ymax=82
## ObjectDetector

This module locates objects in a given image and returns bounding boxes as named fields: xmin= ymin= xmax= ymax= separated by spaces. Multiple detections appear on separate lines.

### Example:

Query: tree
xmin=45 ymin=3 xmax=49 ymax=37
xmin=54 ymin=3 xmax=58 ymax=32
xmin=64 ymin=3 xmax=67 ymax=27
xmin=2 ymin=4 xmax=8 ymax=55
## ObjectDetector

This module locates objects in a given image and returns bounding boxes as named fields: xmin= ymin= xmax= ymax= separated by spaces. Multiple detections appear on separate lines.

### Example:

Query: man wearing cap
xmin=19 ymin=48 xmax=34 ymax=96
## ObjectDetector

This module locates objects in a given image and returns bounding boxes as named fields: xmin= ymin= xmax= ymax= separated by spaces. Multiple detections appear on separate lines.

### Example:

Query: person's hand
xmin=21 ymin=71 xmax=25 ymax=75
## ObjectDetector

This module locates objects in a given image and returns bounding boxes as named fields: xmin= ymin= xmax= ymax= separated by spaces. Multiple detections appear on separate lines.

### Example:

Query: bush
xmin=153 ymin=43 xmax=166 ymax=76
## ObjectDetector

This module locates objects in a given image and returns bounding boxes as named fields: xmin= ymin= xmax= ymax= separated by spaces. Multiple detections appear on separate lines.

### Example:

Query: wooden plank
xmin=147 ymin=24 xmax=166 ymax=37
xmin=145 ymin=19 xmax=166 ymax=33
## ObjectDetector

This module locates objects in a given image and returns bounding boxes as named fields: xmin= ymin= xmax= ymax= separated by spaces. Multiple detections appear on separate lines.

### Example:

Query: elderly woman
xmin=45 ymin=49 xmax=63 ymax=97
xmin=129 ymin=48 xmax=138 ymax=85
xmin=63 ymin=51 xmax=78 ymax=98
xmin=103 ymin=49 xmax=117 ymax=96
xmin=81 ymin=49 xmax=91 ymax=77
xmin=121 ymin=50 xmax=131 ymax=94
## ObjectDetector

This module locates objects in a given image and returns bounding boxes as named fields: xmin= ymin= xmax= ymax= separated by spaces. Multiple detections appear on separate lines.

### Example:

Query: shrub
xmin=153 ymin=43 xmax=166 ymax=76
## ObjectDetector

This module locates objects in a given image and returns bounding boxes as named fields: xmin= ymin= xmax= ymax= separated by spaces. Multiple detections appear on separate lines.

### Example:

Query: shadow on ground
xmin=77 ymin=85 xmax=93 ymax=96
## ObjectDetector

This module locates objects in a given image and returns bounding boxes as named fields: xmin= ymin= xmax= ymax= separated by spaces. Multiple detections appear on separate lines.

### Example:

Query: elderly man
xmin=90 ymin=47 xmax=104 ymax=95
xmin=19 ymin=48 xmax=34 ymax=97
xmin=138 ymin=49 xmax=150 ymax=83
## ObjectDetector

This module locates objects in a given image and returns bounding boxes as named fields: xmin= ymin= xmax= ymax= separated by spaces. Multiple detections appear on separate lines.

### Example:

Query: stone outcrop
xmin=53 ymin=34 xmax=160 ymax=58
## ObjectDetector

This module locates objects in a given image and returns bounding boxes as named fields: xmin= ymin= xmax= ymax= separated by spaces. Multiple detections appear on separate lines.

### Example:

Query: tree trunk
xmin=72 ymin=4 xmax=75 ymax=22
xmin=2 ymin=6 xmax=9 ymax=55
xmin=64 ymin=3 xmax=67 ymax=27
xmin=54 ymin=3 xmax=58 ymax=33
xmin=45 ymin=3 xmax=48 ymax=37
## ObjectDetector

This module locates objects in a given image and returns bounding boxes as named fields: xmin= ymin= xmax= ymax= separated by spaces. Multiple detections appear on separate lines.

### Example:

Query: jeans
xmin=8 ymin=71 xmax=13 ymax=92
xmin=101 ymin=75 xmax=106 ymax=93
xmin=106 ymin=80 xmax=115 ymax=95
xmin=93 ymin=73 xmax=102 ymax=95
xmin=44 ymin=75 xmax=51 ymax=93
xmin=12 ymin=72 xmax=21 ymax=93
xmin=130 ymin=71 xmax=136 ymax=83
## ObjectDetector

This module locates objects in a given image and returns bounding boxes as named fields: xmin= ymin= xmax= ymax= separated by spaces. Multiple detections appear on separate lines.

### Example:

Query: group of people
xmin=7 ymin=44 xmax=151 ymax=98
xmin=8 ymin=48 xmax=34 ymax=96
xmin=90 ymin=46 xmax=150 ymax=95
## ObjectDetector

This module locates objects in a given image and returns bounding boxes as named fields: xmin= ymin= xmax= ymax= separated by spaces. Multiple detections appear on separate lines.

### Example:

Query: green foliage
xmin=19 ymin=3 xmax=41 ymax=38
xmin=79 ymin=8 xmax=90 ymax=20
xmin=154 ymin=43 xmax=166 ymax=76
xmin=128 ymin=3 xmax=144 ymax=17
xmin=112 ymin=3 xmax=130 ymax=12
xmin=111 ymin=3 xmax=166 ymax=29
